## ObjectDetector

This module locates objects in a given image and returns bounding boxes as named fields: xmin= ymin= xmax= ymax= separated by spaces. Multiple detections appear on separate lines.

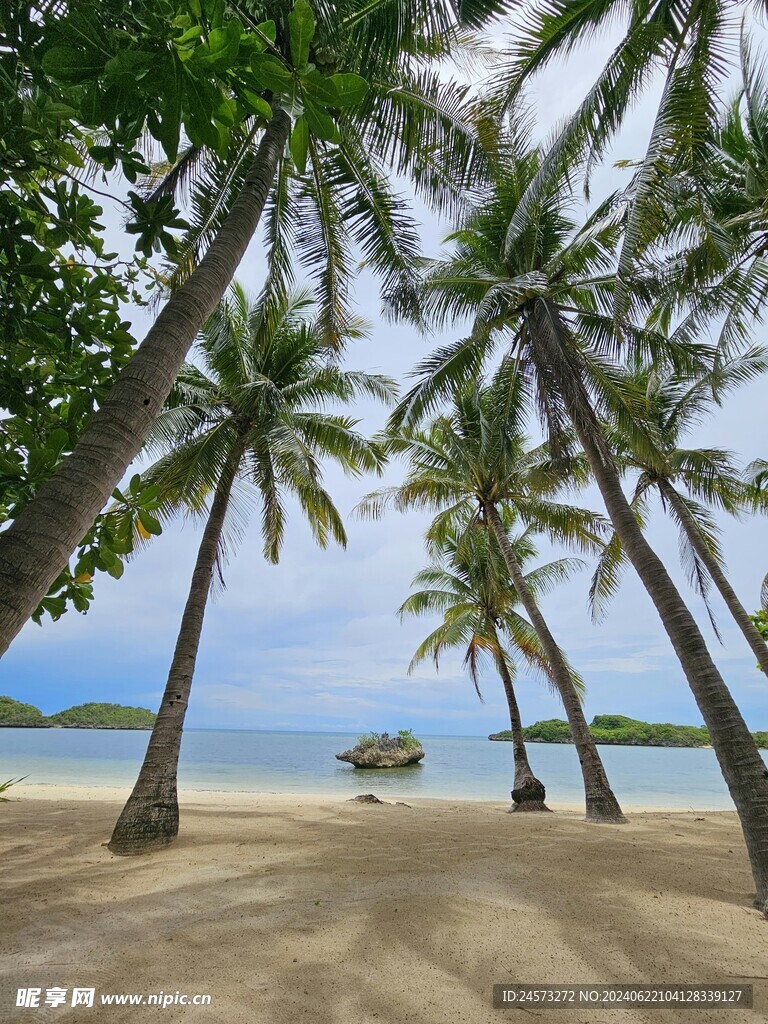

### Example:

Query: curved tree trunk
xmin=0 ymin=109 xmax=290 ymax=658
xmin=658 ymin=478 xmax=768 ymax=677
xmin=484 ymin=500 xmax=626 ymax=823
xmin=108 ymin=446 xmax=243 ymax=855
xmin=488 ymin=623 xmax=549 ymax=812
xmin=529 ymin=299 xmax=768 ymax=911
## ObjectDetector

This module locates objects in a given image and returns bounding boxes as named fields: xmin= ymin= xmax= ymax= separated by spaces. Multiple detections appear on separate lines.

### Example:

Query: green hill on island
xmin=0 ymin=696 xmax=48 ymax=727
xmin=489 ymin=714 xmax=768 ymax=749
xmin=0 ymin=696 xmax=155 ymax=730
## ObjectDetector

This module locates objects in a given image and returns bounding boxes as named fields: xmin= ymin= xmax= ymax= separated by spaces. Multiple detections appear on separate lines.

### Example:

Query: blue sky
xmin=3 ymin=22 xmax=768 ymax=735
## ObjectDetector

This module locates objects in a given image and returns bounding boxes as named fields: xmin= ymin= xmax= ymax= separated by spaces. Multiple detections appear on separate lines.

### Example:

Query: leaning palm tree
xmin=0 ymin=0 xmax=498 ymax=656
xmin=401 ymin=524 xmax=586 ymax=811
xmin=591 ymin=358 xmax=768 ymax=677
xmin=391 ymin=131 xmax=768 ymax=910
xmin=109 ymin=284 xmax=393 ymax=855
xmin=361 ymin=373 xmax=626 ymax=823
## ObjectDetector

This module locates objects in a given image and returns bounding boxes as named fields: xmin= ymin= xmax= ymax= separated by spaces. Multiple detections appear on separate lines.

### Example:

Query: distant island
xmin=489 ymin=714 xmax=768 ymax=749
xmin=0 ymin=696 xmax=155 ymax=730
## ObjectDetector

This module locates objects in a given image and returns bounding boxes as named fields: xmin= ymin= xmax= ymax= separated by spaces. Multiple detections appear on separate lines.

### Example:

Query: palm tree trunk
xmin=658 ymin=478 xmax=768 ymax=677
xmin=529 ymin=300 xmax=768 ymax=910
xmin=0 ymin=109 xmax=290 ymax=658
xmin=488 ymin=622 xmax=549 ymax=812
xmin=483 ymin=500 xmax=626 ymax=823
xmin=108 ymin=445 xmax=243 ymax=855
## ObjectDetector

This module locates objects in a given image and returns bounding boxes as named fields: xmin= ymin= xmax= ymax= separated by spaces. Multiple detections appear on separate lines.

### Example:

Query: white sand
xmin=2 ymin=784 xmax=767 ymax=1023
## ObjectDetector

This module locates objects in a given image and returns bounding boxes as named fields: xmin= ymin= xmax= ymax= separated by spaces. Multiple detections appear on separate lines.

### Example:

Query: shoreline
xmin=9 ymin=781 xmax=738 ymax=815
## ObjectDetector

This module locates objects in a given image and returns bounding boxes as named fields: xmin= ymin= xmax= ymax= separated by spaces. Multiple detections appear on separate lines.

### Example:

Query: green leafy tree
xmin=590 ymin=358 xmax=768 ymax=677
xmin=109 ymin=283 xmax=392 ymax=854
xmin=361 ymin=372 xmax=626 ymax=823
xmin=391 ymin=128 xmax=768 ymax=909
xmin=401 ymin=524 xmax=585 ymax=810
xmin=0 ymin=3 xmax=167 ymax=619
xmin=0 ymin=0 xmax=492 ymax=653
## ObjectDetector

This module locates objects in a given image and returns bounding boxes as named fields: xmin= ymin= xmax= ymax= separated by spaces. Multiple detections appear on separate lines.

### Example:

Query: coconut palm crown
xmin=144 ymin=284 xmax=394 ymax=561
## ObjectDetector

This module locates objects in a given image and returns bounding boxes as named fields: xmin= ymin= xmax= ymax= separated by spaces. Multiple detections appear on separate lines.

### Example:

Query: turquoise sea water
xmin=3 ymin=728 xmax=767 ymax=808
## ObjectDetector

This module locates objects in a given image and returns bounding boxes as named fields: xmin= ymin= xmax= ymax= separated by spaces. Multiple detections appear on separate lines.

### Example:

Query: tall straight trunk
xmin=529 ymin=299 xmax=768 ymax=910
xmin=483 ymin=500 xmax=626 ymax=823
xmin=488 ymin=621 xmax=549 ymax=812
xmin=658 ymin=478 xmax=768 ymax=677
xmin=108 ymin=446 xmax=243 ymax=855
xmin=0 ymin=109 xmax=290 ymax=657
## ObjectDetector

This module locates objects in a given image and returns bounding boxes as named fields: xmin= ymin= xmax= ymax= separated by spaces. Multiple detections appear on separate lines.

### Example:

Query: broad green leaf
xmin=328 ymin=73 xmax=368 ymax=107
xmin=251 ymin=53 xmax=294 ymax=94
xmin=303 ymin=96 xmax=335 ymax=140
xmin=173 ymin=25 xmax=204 ymax=47
xmin=154 ymin=53 xmax=182 ymax=161
xmin=99 ymin=547 xmax=119 ymax=568
xmin=106 ymin=559 xmax=124 ymax=580
xmin=41 ymin=46 xmax=102 ymax=84
xmin=184 ymin=73 xmax=221 ymax=149
xmin=301 ymin=69 xmax=338 ymax=105
xmin=40 ymin=101 xmax=80 ymax=121
xmin=288 ymin=0 xmax=315 ymax=69
xmin=214 ymin=95 xmax=238 ymax=126
xmin=138 ymin=509 xmax=162 ymax=536
xmin=104 ymin=50 xmax=158 ymax=84
xmin=256 ymin=19 xmax=276 ymax=42
xmin=46 ymin=427 xmax=69 ymax=457
xmin=192 ymin=21 xmax=240 ymax=70
xmin=290 ymin=114 xmax=309 ymax=174
xmin=138 ymin=483 xmax=160 ymax=505
xmin=242 ymin=90 xmax=273 ymax=120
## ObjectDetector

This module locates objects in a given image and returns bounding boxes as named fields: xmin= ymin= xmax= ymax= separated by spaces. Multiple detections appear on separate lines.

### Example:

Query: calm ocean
xmin=3 ymin=728 xmax=767 ymax=808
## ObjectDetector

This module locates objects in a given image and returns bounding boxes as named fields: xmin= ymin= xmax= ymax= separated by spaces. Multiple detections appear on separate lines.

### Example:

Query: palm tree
xmin=590 ymin=358 xmax=768 ymax=677
xmin=401 ymin=524 xmax=586 ymax=811
xmin=0 ymin=0 xmax=497 ymax=656
xmin=108 ymin=284 xmax=392 ymax=854
xmin=361 ymin=373 xmax=627 ymax=823
xmin=636 ymin=36 xmax=768 ymax=369
xmin=392 ymin=133 xmax=768 ymax=910
xmin=492 ymin=0 xmax=759 ymax=321
xmin=745 ymin=459 xmax=768 ymax=611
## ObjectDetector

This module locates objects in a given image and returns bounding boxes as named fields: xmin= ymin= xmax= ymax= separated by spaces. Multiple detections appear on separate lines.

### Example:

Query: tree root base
xmin=108 ymin=798 xmax=180 ymax=856
xmin=509 ymin=801 xmax=552 ymax=813
xmin=107 ymin=831 xmax=178 ymax=857
xmin=585 ymin=810 xmax=629 ymax=825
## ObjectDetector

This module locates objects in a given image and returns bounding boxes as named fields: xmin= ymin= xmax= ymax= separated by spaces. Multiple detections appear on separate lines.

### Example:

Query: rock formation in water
xmin=336 ymin=731 xmax=425 ymax=768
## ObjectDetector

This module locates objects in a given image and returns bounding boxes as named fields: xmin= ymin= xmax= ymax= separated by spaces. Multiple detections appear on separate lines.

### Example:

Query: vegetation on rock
xmin=357 ymin=729 xmax=421 ymax=751
xmin=338 ymin=731 xmax=425 ymax=768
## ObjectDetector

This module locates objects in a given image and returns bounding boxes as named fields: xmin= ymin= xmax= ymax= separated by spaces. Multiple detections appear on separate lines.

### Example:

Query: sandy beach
xmin=2 ymin=785 xmax=767 ymax=1023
